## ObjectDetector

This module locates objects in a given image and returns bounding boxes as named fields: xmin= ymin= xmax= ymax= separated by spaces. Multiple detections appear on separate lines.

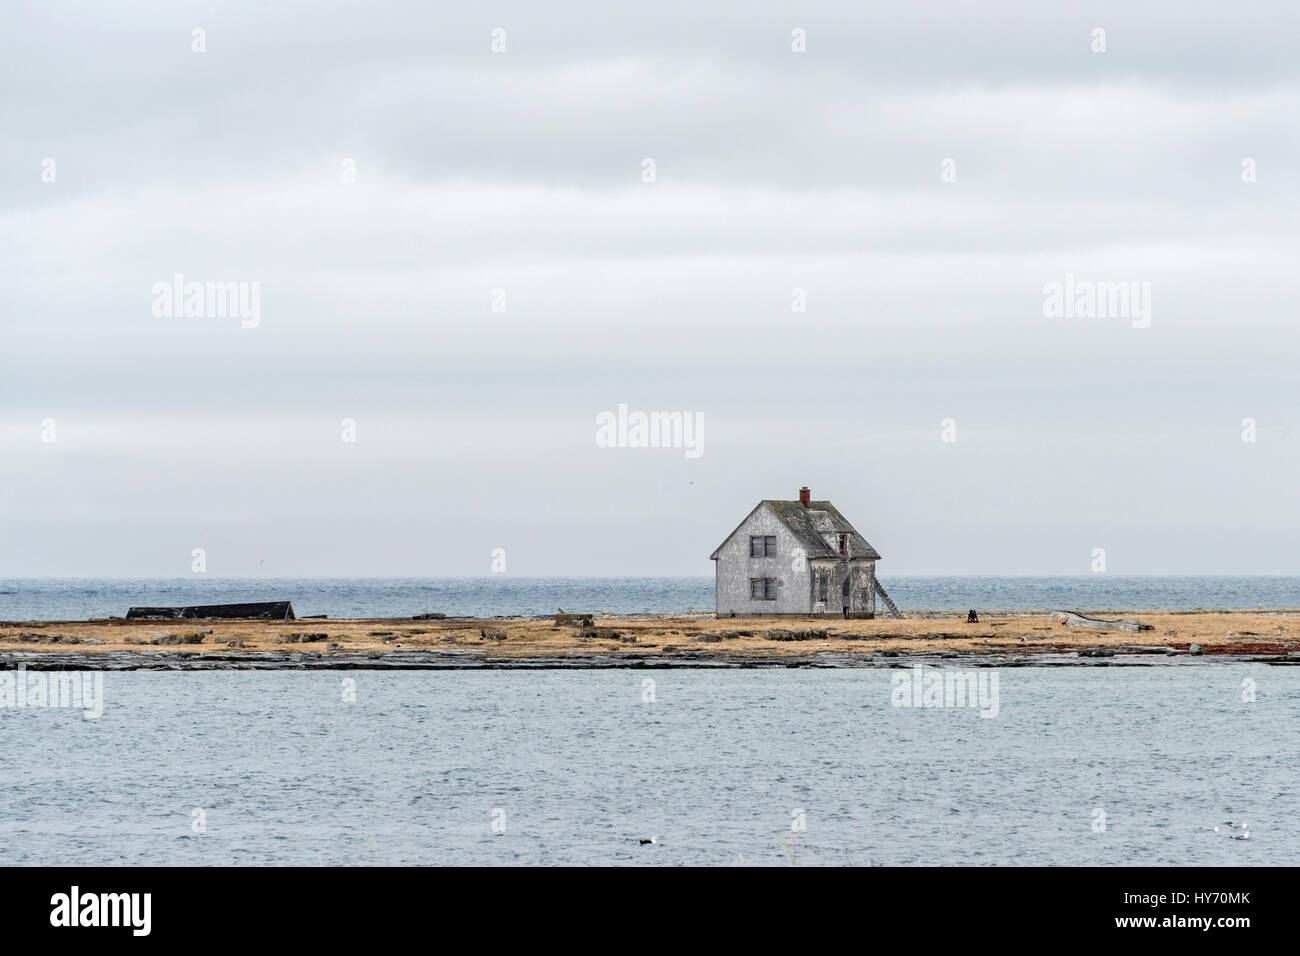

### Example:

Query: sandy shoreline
xmin=3 ymin=609 xmax=1300 ymax=668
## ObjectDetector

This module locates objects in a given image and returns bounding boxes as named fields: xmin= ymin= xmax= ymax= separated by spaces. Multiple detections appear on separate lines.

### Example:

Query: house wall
xmin=714 ymin=505 xmax=811 ymax=615
xmin=810 ymin=558 xmax=877 ymax=617
xmin=852 ymin=560 xmax=877 ymax=615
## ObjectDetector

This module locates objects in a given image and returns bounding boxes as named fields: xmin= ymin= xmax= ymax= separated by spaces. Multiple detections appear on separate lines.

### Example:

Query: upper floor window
xmin=750 ymin=535 xmax=777 ymax=558
xmin=837 ymin=534 xmax=847 ymax=554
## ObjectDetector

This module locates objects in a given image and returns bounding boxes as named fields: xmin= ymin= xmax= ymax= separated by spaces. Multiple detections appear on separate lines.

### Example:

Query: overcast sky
xmin=2 ymin=1 xmax=1299 ymax=577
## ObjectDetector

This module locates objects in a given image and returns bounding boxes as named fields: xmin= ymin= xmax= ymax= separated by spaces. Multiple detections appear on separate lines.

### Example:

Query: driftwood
xmin=126 ymin=601 xmax=295 ymax=621
xmin=1049 ymin=611 xmax=1152 ymax=633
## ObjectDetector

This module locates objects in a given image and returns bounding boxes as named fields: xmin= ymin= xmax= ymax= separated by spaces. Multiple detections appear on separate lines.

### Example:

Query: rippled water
xmin=1 ymin=668 xmax=1294 ymax=865
xmin=2 ymin=576 xmax=1299 ymax=621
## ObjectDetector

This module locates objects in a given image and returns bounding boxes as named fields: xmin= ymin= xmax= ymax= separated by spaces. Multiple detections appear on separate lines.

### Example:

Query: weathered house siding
xmin=713 ymin=505 xmax=810 ymax=615
xmin=803 ymin=557 xmax=877 ymax=616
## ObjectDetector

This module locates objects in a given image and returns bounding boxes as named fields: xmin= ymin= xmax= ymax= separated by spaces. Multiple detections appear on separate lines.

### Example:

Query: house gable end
xmin=709 ymin=501 xmax=772 ymax=560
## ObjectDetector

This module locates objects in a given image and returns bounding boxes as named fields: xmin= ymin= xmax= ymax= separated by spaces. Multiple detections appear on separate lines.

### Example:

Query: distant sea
xmin=1 ymin=576 xmax=1298 ymax=621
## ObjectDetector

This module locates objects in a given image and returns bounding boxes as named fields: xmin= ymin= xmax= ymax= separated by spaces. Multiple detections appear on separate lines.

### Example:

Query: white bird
xmin=1231 ymin=831 xmax=1252 ymax=840
xmin=1199 ymin=826 xmax=1220 ymax=832
xmin=1225 ymin=821 xmax=1249 ymax=829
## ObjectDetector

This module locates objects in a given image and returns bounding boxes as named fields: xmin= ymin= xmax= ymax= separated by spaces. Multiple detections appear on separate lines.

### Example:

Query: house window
xmin=837 ymin=534 xmax=847 ymax=554
xmin=750 ymin=577 xmax=778 ymax=600
xmin=749 ymin=535 xmax=777 ymax=557
xmin=816 ymin=570 xmax=829 ymax=603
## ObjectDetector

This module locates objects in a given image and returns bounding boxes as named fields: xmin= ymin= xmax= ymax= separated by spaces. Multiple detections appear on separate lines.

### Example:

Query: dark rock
xmin=152 ymin=633 xmax=204 ymax=645
xmin=763 ymin=628 xmax=829 ymax=641
xmin=413 ymin=612 xmax=446 ymax=620
xmin=1188 ymin=643 xmax=1204 ymax=656
xmin=554 ymin=613 xmax=594 ymax=627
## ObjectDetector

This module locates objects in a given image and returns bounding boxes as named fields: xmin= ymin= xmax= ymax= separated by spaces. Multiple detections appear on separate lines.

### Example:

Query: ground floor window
xmin=816 ymin=570 xmax=829 ymax=603
xmin=750 ymin=577 xmax=778 ymax=600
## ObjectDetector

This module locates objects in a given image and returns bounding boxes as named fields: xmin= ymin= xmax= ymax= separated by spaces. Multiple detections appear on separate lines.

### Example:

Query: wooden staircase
xmin=875 ymin=580 xmax=903 ymax=619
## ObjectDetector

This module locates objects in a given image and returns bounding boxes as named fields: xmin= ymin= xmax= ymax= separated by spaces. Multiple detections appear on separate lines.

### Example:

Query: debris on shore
xmin=1049 ymin=611 xmax=1153 ymax=632
xmin=126 ymin=601 xmax=295 ymax=621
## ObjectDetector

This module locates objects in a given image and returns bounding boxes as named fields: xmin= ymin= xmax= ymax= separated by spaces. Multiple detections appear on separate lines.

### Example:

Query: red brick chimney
xmin=799 ymin=486 xmax=811 ymax=508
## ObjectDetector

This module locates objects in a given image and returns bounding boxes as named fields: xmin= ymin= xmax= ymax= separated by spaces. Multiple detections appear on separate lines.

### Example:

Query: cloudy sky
xmin=2 ymin=1 xmax=1299 ymax=577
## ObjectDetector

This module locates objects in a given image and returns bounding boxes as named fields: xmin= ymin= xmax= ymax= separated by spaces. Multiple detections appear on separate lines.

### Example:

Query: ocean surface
xmin=1 ymin=668 xmax=1294 ymax=866
xmin=2 ymin=576 xmax=1299 ymax=621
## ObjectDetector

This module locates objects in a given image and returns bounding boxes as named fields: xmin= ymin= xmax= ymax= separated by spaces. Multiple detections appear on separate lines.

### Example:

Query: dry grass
xmin=2 ymin=610 xmax=1299 ymax=658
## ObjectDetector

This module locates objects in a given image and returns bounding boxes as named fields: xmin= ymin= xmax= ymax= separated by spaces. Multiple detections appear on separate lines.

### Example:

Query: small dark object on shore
xmin=480 ymin=629 xmax=507 ymax=642
xmin=1189 ymin=643 xmax=1204 ymax=656
xmin=967 ymin=609 xmax=979 ymax=623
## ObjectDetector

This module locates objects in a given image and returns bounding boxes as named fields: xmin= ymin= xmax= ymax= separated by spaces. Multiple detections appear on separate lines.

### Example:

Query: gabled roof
xmin=709 ymin=500 xmax=881 ymax=561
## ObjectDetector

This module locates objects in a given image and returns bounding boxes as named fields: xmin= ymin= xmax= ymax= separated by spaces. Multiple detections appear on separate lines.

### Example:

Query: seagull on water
xmin=639 ymin=836 xmax=660 ymax=846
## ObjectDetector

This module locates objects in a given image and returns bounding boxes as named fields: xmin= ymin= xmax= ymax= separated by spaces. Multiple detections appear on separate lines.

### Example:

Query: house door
xmin=841 ymin=576 xmax=850 ymax=612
